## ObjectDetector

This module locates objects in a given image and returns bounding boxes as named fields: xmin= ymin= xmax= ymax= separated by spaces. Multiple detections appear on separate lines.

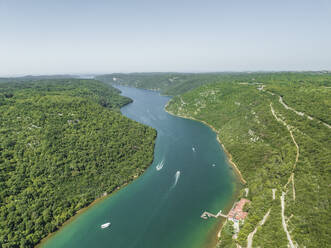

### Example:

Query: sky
xmin=0 ymin=0 xmax=330 ymax=76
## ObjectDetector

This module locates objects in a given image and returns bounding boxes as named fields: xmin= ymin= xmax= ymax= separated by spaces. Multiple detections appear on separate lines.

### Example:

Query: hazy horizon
xmin=1 ymin=0 xmax=331 ymax=76
xmin=2 ymin=69 xmax=331 ymax=78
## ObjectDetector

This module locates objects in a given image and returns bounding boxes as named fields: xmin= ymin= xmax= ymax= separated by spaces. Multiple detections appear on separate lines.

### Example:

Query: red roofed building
xmin=228 ymin=198 xmax=250 ymax=222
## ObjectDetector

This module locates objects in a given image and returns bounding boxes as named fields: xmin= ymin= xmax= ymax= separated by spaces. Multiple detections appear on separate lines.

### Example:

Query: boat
xmin=101 ymin=222 xmax=111 ymax=229
xmin=156 ymin=160 xmax=164 ymax=171
xmin=192 ymin=147 xmax=196 ymax=152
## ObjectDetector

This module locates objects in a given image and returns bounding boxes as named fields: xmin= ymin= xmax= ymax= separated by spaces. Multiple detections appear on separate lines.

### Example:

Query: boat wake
xmin=171 ymin=171 xmax=181 ymax=189
xmin=156 ymin=159 xmax=165 ymax=171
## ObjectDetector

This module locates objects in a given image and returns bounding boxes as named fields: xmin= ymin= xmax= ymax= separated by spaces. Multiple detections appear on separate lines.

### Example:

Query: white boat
xmin=156 ymin=160 xmax=164 ymax=171
xmin=192 ymin=147 xmax=196 ymax=152
xmin=101 ymin=222 xmax=111 ymax=229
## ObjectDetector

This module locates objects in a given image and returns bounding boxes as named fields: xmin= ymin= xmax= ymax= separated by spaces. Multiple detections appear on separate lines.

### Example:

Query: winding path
xmin=279 ymin=96 xmax=331 ymax=129
xmin=179 ymin=96 xmax=187 ymax=105
xmin=270 ymin=103 xmax=299 ymax=248
xmin=262 ymin=84 xmax=331 ymax=129
xmin=281 ymin=192 xmax=297 ymax=248
xmin=246 ymin=209 xmax=271 ymax=248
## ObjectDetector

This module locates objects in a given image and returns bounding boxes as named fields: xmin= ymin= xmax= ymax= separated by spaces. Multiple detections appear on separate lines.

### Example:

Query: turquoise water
xmin=42 ymin=86 xmax=237 ymax=248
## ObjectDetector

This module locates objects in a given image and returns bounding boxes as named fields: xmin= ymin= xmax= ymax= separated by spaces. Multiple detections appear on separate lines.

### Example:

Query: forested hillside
xmin=166 ymin=77 xmax=330 ymax=247
xmin=97 ymin=73 xmax=239 ymax=95
xmin=0 ymin=79 xmax=156 ymax=247
xmin=96 ymin=71 xmax=331 ymax=98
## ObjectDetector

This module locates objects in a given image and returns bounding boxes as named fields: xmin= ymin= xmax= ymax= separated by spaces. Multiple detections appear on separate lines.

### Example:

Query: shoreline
xmin=38 ymin=88 xmax=158 ymax=247
xmin=36 ymin=177 xmax=139 ymax=247
xmin=203 ymin=182 xmax=241 ymax=248
xmin=36 ymin=160 xmax=157 ymax=248
xmin=36 ymin=192 xmax=109 ymax=247
xmin=39 ymin=95 xmax=245 ymax=248
xmin=164 ymin=101 xmax=246 ymax=185
xmin=164 ymin=100 xmax=246 ymax=244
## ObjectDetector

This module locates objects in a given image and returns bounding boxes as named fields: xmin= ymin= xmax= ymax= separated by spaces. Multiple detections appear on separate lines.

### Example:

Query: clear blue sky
xmin=0 ymin=0 xmax=330 ymax=75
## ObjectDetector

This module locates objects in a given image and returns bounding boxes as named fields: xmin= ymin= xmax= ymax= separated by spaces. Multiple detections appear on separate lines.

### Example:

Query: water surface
xmin=43 ymin=86 xmax=237 ymax=248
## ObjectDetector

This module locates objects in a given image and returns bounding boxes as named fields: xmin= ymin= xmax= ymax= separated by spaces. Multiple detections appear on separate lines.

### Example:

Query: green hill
xmin=97 ymin=71 xmax=331 ymax=98
xmin=96 ymin=72 xmax=242 ymax=95
xmin=166 ymin=77 xmax=330 ymax=247
xmin=0 ymin=79 xmax=156 ymax=247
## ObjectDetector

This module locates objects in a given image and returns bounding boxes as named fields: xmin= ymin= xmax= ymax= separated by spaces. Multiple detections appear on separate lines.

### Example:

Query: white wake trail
xmin=171 ymin=171 xmax=181 ymax=189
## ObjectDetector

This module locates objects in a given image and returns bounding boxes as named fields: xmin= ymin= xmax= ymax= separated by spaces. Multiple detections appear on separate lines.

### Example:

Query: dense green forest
xmin=0 ymin=79 xmax=156 ymax=247
xmin=96 ymin=72 xmax=242 ymax=95
xmin=1 ymin=73 xmax=330 ymax=247
xmin=97 ymin=71 xmax=331 ymax=98
xmin=166 ymin=74 xmax=330 ymax=247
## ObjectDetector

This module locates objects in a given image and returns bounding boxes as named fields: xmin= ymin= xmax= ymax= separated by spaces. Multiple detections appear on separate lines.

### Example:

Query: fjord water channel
xmin=42 ymin=85 xmax=238 ymax=248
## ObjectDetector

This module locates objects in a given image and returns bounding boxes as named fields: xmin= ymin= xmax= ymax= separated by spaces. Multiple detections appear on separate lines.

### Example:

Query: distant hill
xmin=96 ymin=72 xmax=236 ymax=95
xmin=96 ymin=71 xmax=331 ymax=96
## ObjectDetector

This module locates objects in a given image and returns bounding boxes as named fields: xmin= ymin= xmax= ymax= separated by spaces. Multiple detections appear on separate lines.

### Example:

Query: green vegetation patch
xmin=0 ymin=79 xmax=156 ymax=247
xmin=96 ymin=73 xmax=248 ymax=95
xmin=166 ymin=78 xmax=330 ymax=248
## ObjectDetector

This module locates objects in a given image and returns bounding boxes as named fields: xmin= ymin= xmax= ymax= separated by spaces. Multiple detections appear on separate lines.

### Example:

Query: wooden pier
xmin=201 ymin=209 xmax=227 ymax=219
